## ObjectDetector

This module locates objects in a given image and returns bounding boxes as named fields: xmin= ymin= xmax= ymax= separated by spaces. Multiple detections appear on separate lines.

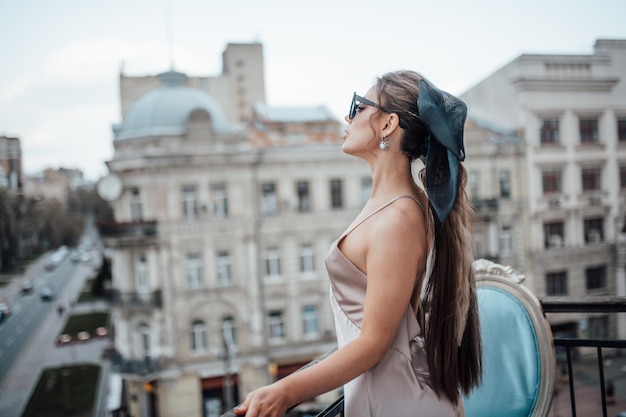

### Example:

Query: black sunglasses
xmin=349 ymin=92 xmax=394 ymax=120
xmin=349 ymin=92 xmax=409 ymax=129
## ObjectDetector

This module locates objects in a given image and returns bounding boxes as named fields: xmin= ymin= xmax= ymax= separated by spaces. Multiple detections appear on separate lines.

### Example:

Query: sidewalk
xmin=0 ymin=258 xmax=112 ymax=417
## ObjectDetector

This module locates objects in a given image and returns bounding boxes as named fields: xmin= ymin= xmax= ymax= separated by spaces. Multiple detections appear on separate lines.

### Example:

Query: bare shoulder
xmin=371 ymin=197 xmax=427 ymax=245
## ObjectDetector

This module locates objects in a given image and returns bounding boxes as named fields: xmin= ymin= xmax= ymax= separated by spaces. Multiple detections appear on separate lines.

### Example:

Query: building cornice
xmin=513 ymin=77 xmax=619 ymax=92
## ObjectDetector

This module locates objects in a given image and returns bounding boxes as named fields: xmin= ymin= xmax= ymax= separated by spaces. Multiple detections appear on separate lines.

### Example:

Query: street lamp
xmin=221 ymin=327 xmax=236 ymax=411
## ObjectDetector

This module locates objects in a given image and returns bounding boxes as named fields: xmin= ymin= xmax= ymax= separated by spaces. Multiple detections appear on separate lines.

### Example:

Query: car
xmin=40 ymin=286 xmax=55 ymax=301
xmin=70 ymin=251 xmax=81 ymax=263
xmin=21 ymin=280 xmax=34 ymax=294
xmin=0 ymin=302 xmax=11 ymax=319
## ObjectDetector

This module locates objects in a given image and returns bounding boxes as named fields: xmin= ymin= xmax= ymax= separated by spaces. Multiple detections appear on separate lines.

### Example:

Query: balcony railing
xmin=220 ymin=296 xmax=626 ymax=417
xmin=472 ymin=198 xmax=499 ymax=215
xmin=110 ymin=289 xmax=162 ymax=309
xmin=98 ymin=220 xmax=158 ymax=246
xmin=109 ymin=352 xmax=161 ymax=376
xmin=539 ymin=296 xmax=626 ymax=417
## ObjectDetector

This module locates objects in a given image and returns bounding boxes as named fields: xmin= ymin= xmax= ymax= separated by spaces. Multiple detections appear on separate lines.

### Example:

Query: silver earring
xmin=380 ymin=136 xmax=389 ymax=151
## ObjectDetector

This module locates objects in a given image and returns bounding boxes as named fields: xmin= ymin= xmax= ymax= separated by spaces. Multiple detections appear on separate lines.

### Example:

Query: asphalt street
xmin=0 ymin=250 xmax=111 ymax=417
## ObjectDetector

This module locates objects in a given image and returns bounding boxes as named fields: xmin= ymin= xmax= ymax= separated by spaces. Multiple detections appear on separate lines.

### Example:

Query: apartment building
xmin=100 ymin=43 xmax=369 ymax=417
xmin=0 ymin=135 xmax=22 ymax=191
xmin=461 ymin=39 xmax=626 ymax=341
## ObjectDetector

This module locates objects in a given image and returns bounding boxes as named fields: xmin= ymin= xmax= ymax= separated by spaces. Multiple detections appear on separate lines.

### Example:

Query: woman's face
xmin=342 ymin=86 xmax=383 ymax=157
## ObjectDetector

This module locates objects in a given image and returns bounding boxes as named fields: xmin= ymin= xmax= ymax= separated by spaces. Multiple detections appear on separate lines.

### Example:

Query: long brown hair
xmin=374 ymin=70 xmax=482 ymax=404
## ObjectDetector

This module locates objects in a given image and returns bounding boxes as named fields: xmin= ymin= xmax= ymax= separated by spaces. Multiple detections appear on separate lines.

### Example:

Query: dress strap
xmin=342 ymin=194 xmax=426 ymax=239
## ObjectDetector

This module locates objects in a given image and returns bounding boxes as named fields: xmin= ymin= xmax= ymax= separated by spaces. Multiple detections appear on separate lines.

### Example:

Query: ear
xmin=382 ymin=113 xmax=402 ymax=135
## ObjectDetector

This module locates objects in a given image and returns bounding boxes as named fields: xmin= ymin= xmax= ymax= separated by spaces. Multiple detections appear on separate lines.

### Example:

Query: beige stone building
xmin=101 ymin=43 xmax=370 ymax=417
xmin=462 ymin=117 xmax=527 ymax=272
xmin=461 ymin=39 xmax=626 ymax=341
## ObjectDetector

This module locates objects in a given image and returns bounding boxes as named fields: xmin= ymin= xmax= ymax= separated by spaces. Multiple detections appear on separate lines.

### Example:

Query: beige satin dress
xmin=326 ymin=195 xmax=464 ymax=417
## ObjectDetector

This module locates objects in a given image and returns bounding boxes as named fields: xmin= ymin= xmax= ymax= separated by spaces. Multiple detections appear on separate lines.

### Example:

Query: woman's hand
xmin=232 ymin=383 xmax=291 ymax=417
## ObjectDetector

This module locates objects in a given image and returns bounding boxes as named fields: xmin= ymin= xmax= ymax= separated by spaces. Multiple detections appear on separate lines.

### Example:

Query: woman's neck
xmin=368 ymin=158 xmax=419 ymax=201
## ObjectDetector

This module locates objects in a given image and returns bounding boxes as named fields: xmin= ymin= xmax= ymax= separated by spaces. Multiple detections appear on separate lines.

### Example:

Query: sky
xmin=1 ymin=0 xmax=626 ymax=181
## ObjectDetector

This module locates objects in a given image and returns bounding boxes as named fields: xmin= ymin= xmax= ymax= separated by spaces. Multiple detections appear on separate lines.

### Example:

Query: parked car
xmin=70 ymin=251 xmax=81 ymax=263
xmin=0 ymin=302 xmax=11 ymax=320
xmin=21 ymin=280 xmax=34 ymax=294
xmin=45 ymin=246 xmax=70 ymax=271
xmin=40 ymin=286 xmax=55 ymax=301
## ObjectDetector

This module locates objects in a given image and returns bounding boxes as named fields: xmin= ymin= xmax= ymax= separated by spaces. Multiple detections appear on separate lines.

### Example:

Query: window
xmin=261 ymin=182 xmax=278 ymax=215
xmin=216 ymin=251 xmax=233 ymax=286
xmin=581 ymin=167 xmax=601 ymax=192
xmin=618 ymin=118 xmax=626 ymax=142
xmin=300 ymin=244 xmax=315 ymax=274
xmin=579 ymin=118 xmax=599 ymax=144
xmin=135 ymin=254 xmax=149 ymax=291
xmin=221 ymin=316 xmax=237 ymax=346
xmin=330 ymin=179 xmax=343 ymax=209
xmin=468 ymin=171 xmax=479 ymax=198
xmin=211 ymin=183 xmax=228 ymax=218
xmin=586 ymin=265 xmax=606 ymax=290
xmin=268 ymin=310 xmax=285 ymax=341
xmin=499 ymin=170 xmax=511 ymax=198
xmin=542 ymin=170 xmax=562 ymax=194
xmin=544 ymin=221 xmax=564 ymax=249
xmin=130 ymin=188 xmax=143 ymax=220
xmin=589 ymin=316 xmax=608 ymax=339
xmin=546 ymin=271 xmax=568 ymax=296
xmin=583 ymin=218 xmax=604 ymax=244
xmin=186 ymin=253 xmax=204 ymax=289
xmin=139 ymin=323 xmax=151 ymax=358
xmin=190 ymin=320 xmax=207 ymax=352
xmin=620 ymin=166 xmax=626 ymax=189
xmin=361 ymin=177 xmax=373 ymax=205
xmin=182 ymin=186 xmax=198 ymax=220
xmin=265 ymin=248 xmax=281 ymax=279
xmin=204 ymin=397 xmax=221 ymax=417
xmin=540 ymin=119 xmax=559 ymax=144
xmin=302 ymin=305 xmax=319 ymax=338
xmin=500 ymin=226 xmax=512 ymax=256
xmin=296 ymin=181 xmax=311 ymax=212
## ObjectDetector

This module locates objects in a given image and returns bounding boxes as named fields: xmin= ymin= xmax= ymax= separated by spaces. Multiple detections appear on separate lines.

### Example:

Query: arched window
xmin=138 ymin=323 xmax=151 ymax=359
xmin=187 ymin=109 xmax=213 ymax=140
xmin=190 ymin=319 xmax=207 ymax=352
xmin=221 ymin=316 xmax=237 ymax=347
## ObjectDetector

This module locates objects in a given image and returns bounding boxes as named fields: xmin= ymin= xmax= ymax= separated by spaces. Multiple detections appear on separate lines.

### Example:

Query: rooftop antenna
xmin=165 ymin=3 xmax=175 ymax=70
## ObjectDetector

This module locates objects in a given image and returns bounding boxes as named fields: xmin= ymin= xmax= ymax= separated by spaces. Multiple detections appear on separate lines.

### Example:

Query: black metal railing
xmin=220 ymin=297 xmax=626 ymax=417
xmin=540 ymin=296 xmax=626 ymax=417
xmin=110 ymin=289 xmax=162 ymax=309
xmin=110 ymin=353 xmax=161 ymax=376
xmin=98 ymin=219 xmax=157 ymax=237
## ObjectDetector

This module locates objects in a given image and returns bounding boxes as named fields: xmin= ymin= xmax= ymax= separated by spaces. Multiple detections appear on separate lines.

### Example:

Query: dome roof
xmin=114 ymin=70 xmax=231 ymax=140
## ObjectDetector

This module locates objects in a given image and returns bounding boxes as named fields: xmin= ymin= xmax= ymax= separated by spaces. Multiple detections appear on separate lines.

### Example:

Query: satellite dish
xmin=97 ymin=173 xmax=123 ymax=202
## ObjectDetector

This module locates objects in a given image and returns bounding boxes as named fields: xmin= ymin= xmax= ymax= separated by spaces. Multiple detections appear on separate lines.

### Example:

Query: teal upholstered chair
xmin=463 ymin=259 xmax=556 ymax=417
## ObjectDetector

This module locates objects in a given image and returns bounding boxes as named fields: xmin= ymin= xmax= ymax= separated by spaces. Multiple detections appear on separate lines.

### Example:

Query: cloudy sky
xmin=1 ymin=0 xmax=626 ymax=181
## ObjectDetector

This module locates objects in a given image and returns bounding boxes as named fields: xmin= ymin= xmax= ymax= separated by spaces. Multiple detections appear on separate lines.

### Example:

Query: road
xmin=0 ymin=254 xmax=77 ymax=382
xmin=0 ymin=224 xmax=111 ymax=417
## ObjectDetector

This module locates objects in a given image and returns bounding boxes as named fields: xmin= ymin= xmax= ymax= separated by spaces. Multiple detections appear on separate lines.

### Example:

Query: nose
xmin=344 ymin=114 xmax=351 ymax=123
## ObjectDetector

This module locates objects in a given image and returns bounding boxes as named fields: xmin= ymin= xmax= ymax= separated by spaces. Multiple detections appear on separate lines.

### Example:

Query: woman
xmin=234 ymin=70 xmax=481 ymax=417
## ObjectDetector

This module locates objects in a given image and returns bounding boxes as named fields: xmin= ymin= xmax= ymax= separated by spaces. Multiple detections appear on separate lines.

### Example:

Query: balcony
xmin=109 ymin=352 xmax=161 ymax=376
xmin=220 ymin=296 xmax=626 ymax=417
xmin=472 ymin=198 xmax=499 ymax=218
xmin=97 ymin=219 xmax=158 ymax=247
xmin=110 ymin=289 xmax=162 ymax=310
